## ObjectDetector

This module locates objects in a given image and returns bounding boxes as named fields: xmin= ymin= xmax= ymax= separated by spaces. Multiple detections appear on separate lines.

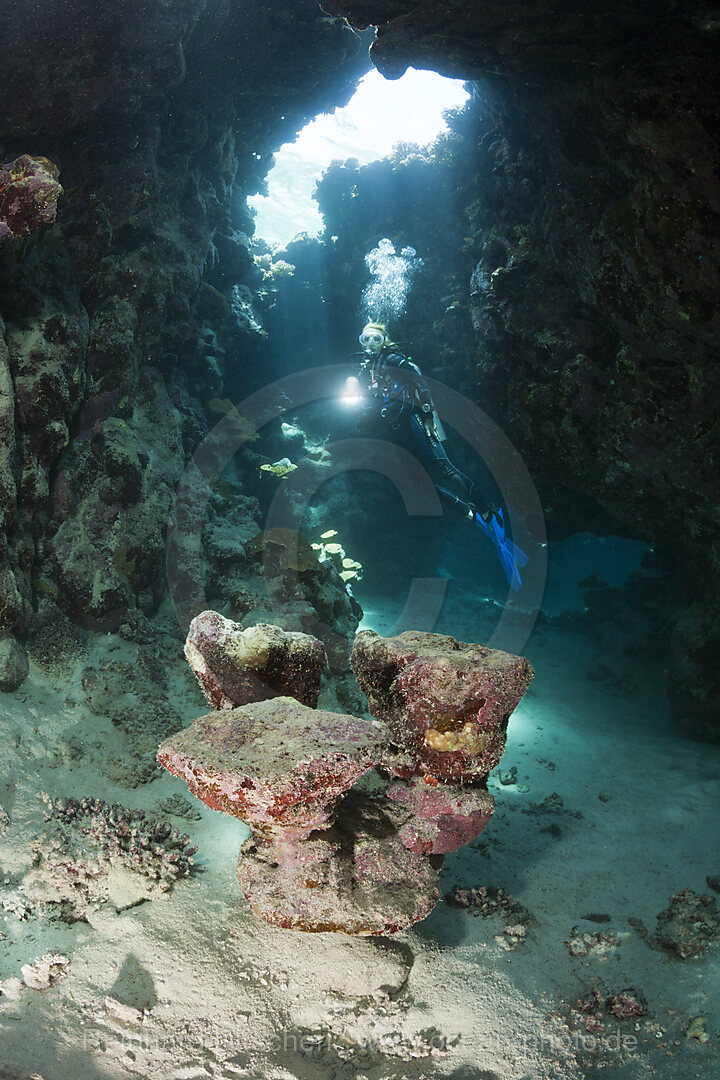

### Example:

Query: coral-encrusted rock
xmin=185 ymin=610 xmax=326 ymax=709
xmin=0 ymin=632 xmax=29 ymax=692
xmin=157 ymin=696 xmax=387 ymax=838
xmin=236 ymin=791 xmax=441 ymax=935
xmin=0 ymin=155 xmax=62 ymax=247
xmin=385 ymin=776 xmax=495 ymax=855
xmin=0 ymin=5 xmax=367 ymax=640
xmin=352 ymin=630 xmax=533 ymax=782
xmin=47 ymin=382 xmax=185 ymax=631
xmin=652 ymin=888 xmax=720 ymax=959
xmin=158 ymin=628 xmax=524 ymax=935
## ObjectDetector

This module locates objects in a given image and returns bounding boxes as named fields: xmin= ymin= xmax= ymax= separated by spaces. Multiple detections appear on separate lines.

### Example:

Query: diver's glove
xmin=473 ymin=506 xmax=529 ymax=592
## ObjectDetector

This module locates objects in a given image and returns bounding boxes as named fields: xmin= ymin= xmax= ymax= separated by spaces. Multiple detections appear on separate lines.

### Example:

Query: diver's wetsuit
xmin=355 ymin=343 xmax=528 ymax=591
xmin=358 ymin=344 xmax=490 ymax=520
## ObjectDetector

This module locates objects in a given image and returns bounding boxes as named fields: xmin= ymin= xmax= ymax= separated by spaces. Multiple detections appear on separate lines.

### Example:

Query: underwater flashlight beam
xmin=340 ymin=375 xmax=363 ymax=406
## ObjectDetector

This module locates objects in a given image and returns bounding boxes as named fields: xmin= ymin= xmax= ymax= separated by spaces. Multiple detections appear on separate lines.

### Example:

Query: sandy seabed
xmin=1 ymin=589 xmax=719 ymax=1080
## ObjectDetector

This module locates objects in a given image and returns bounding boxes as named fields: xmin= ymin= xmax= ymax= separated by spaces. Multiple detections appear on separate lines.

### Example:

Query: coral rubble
xmin=20 ymin=952 xmax=69 ymax=991
xmin=573 ymin=984 xmax=648 ymax=1034
xmin=21 ymin=797 xmax=197 ymax=921
xmin=446 ymin=883 xmax=532 ymax=928
xmin=652 ymin=888 xmax=720 ymax=959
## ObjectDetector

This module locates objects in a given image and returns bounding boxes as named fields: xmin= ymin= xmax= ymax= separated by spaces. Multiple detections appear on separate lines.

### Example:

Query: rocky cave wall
xmin=273 ymin=0 xmax=719 ymax=739
xmin=0 ymin=0 xmax=369 ymax=676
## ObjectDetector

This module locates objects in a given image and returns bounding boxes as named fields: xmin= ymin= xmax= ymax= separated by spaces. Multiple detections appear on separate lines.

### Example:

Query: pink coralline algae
xmin=158 ymin=696 xmax=439 ymax=934
xmin=0 ymin=155 xmax=63 ymax=248
xmin=184 ymin=610 xmax=327 ymax=709
xmin=385 ymin=776 xmax=495 ymax=855
xmin=157 ymin=619 xmax=534 ymax=935
xmin=351 ymin=629 xmax=534 ymax=782
xmin=157 ymin=695 xmax=386 ymax=838
xmin=236 ymin=792 xmax=440 ymax=935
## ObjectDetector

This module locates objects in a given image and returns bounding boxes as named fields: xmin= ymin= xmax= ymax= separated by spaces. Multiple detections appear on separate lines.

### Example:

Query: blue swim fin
xmin=474 ymin=507 xmax=528 ymax=592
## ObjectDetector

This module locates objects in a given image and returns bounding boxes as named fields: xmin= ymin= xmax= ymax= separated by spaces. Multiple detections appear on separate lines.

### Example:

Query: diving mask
xmin=359 ymin=323 xmax=386 ymax=353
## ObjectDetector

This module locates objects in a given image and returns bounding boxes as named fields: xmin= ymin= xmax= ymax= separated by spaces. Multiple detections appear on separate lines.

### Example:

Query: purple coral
xmin=0 ymin=155 xmax=62 ymax=247
xmin=385 ymin=776 xmax=495 ymax=855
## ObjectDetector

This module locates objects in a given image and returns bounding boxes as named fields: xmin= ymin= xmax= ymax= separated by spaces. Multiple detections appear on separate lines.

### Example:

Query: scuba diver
xmin=345 ymin=321 xmax=528 ymax=591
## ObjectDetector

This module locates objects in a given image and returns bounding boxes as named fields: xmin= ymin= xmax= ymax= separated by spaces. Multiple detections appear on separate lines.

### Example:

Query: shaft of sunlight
xmin=248 ymin=68 xmax=469 ymax=248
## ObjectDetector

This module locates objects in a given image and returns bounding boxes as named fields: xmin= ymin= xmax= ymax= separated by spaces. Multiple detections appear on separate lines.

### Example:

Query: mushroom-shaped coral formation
xmin=184 ymin=610 xmax=327 ymax=709
xmin=352 ymin=629 xmax=534 ymax=782
xmin=351 ymin=629 xmax=532 ymax=864
xmin=158 ymin=696 xmax=441 ymax=934
xmin=158 ymin=623 xmax=534 ymax=935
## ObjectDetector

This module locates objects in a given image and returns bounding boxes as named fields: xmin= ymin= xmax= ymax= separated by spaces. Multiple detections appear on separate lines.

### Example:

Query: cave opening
xmin=248 ymin=66 xmax=469 ymax=246
xmin=228 ymin=59 xmax=660 ymax=646
xmin=238 ymin=66 xmax=484 ymax=628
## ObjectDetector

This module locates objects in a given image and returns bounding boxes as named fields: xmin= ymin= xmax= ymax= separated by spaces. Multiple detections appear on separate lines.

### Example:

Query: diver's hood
xmin=359 ymin=323 xmax=387 ymax=352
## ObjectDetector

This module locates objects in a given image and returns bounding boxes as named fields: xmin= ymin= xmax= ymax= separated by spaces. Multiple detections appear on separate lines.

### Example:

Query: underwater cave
xmin=0 ymin=1 xmax=719 ymax=1077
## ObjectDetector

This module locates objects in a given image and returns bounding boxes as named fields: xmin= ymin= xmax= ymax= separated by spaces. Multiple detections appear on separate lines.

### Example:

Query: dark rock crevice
xmin=0 ymin=0 xmax=369 ymax=643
